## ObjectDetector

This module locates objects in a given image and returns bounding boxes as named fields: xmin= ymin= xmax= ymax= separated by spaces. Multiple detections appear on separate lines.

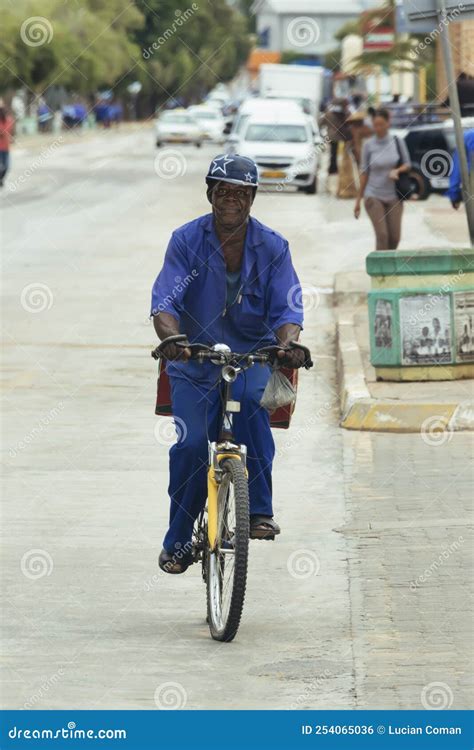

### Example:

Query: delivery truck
xmin=259 ymin=63 xmax=324 ymax=119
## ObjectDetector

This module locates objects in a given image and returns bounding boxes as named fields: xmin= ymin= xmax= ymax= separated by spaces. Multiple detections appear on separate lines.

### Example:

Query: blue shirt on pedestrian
xmin=150 ymin=213 xmax=304 ymax=384
xmin=446 ymin=128 xmax=474 ymax=203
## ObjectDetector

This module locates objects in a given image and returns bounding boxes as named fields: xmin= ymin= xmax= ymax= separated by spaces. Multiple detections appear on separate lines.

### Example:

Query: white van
xmin=225 ymin=97 xmax=303 ymax=153
xmin=237 ymin=111 xmax=321 ymax=194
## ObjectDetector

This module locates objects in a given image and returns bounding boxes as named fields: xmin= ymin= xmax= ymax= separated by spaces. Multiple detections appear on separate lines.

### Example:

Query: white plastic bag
xmin=260 ymin=368 xmax=297 ymax=412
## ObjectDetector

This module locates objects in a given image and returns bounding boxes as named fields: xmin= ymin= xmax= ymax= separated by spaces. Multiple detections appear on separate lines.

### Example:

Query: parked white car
xmin=188 ymin=106 xmax=225 ymax=144
xmin=237 ymin=111 xmax=321 ymax=194
xmin=154 ymin=109 xmax=202 ymax=147
xmin=225 ymin=97 xmax=303 ymax=154
xmin=205 ymin=95 xmax=229 ymax=113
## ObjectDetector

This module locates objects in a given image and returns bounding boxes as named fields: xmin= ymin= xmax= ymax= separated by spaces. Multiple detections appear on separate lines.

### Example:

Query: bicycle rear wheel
xmin=206 ymin=458 xmax=249 ymax=642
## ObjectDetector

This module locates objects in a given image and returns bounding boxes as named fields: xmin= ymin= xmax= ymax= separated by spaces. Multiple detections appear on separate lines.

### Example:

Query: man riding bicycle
xmin=150 ymin=154 xmax=306 ymax=574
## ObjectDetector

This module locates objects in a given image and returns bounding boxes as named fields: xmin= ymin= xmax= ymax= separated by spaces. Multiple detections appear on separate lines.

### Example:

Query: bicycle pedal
xmin=250 ymin=533 xmax=275 ymax=541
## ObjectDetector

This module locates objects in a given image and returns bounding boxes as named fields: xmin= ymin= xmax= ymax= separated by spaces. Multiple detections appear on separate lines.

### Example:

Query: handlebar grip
xmin=151 ymin=333 xmax=188 ymax=360
xmin=289 ymin=340 xmax=314 ymax=369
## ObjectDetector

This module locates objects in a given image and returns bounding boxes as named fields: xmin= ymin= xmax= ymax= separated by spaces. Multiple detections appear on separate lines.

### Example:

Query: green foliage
xmin=0 ymin=0 xmax=251 ymax=105
xmin=333 ymin=0 xmax=435 ymax=76
xmin=135 ymin=0 xmax=251 ymax=105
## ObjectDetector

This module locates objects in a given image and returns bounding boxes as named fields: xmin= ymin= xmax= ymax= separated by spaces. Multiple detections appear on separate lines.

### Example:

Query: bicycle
xmin=151 ymin=334 xmax=313 ymax=642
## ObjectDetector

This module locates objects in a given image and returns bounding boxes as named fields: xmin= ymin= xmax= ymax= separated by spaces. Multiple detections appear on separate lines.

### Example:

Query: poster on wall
xmin=374 ymin=299 xmax=393 ymax=348
xmin=399 ymin=294 xmax=452 ymax=365
xmin=454 ymin=291 xmax=474 ymax=363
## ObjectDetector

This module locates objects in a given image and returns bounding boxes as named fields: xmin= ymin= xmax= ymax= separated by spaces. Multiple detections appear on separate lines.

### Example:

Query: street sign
xmin=396 ymin=1 xmax=433 ymax=33
xmin=363 ymin=28 xmax=395 ymax=51
xmin=401 ymin=0 xmax=474 ymax=30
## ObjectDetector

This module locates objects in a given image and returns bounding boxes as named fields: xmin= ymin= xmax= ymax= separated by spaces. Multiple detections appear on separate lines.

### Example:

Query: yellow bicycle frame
xmin=207 ymin=453 xmax=243 ymax=550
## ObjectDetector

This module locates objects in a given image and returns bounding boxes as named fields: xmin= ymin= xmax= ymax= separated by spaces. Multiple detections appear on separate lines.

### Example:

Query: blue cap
xmin=206 ymin=154 xmax=258 ymax=188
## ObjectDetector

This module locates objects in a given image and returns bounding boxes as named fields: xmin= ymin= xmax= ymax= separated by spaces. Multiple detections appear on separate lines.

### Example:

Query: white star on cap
xmin=210 ymin=154 xmax=234 ymax=176
xmin=244 ymin=172 xmax=253 ymax=182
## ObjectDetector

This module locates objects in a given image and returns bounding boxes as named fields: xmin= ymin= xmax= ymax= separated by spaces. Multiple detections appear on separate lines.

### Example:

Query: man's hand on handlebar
xmin=152 ymin=315 xmax=191 ymax=361
xmin=275 ymin=323 xmax=307 ymax=369
xmin=162 ymin=340 xmax=192 ymax=361
xmin=152 ymin=332 xmax=313 ymax=370
xmin=276 ymin=347 xmax=307 ymax=369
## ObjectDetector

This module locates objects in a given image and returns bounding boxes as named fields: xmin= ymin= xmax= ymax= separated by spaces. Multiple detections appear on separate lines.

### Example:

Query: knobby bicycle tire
xmin=206 ymin=458 xmax=249 ymax=642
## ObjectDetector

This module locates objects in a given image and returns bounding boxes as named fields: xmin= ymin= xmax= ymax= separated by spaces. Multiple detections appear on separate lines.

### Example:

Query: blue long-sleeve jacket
xmin=150 ymin=213 xmax=304 ymax=383
xmin=446 ymin=128 xmax=474 ymax=202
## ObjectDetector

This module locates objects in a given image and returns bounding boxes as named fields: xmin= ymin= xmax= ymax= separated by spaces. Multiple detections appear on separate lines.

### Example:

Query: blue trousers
xmin=0 ymin=151 xmax=10 ymax=181
xmin=163 ymin=366 xmax=274 ymax=553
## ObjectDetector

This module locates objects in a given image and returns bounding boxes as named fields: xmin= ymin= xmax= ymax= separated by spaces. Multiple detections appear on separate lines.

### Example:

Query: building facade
xmin=251 ymin=0 xmax=380 ymax=57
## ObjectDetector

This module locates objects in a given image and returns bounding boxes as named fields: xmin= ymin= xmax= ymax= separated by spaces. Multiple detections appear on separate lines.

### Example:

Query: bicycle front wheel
xmin=206 ymin=458 xmax=249 ymax=642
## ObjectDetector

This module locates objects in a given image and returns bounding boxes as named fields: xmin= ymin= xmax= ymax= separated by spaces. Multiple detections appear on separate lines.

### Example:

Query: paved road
xmin=2 ymin=126 xmax=472 ymax=710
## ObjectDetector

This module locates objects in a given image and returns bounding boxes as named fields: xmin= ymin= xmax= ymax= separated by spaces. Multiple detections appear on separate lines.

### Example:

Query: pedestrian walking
xmin=347 ymin=111 xmax=372 ymax=169
xmin=336 ymin=110 xmax=372 ymax=200
xmin=319 ymin=98 xmax=351 ymax=175
xmin=0 ymin=99 xmax=15 ymax=187
xmin=446 ymin=128 xmax=474 ymax=210
xmin=354 ymin=108 xmax=411 ymax=251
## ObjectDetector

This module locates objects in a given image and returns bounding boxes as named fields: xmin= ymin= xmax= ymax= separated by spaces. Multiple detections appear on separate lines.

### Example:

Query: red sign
xmin=363 ymin=26 xmax=395 ymax=51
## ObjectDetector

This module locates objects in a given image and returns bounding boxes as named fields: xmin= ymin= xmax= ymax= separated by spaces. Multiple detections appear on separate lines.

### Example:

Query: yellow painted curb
xmin=341 ymin=401 xmax=457 ymax=433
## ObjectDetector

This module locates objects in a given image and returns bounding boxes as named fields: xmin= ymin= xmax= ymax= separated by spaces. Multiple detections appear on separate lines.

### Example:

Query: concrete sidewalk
xmin=12 ymin=121 xmax=150 ymax=155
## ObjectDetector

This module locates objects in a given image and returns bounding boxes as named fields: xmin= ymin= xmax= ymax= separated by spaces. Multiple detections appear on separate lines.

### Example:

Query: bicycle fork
xmin=207 ymin=378 xmax=247 ymax=550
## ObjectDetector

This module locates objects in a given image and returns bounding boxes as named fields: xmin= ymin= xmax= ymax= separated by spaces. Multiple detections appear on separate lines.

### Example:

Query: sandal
xmin=158 ymin=548 xmax=193 ymax=574
xmin=249 ymin=515 xmax=281 ymax=541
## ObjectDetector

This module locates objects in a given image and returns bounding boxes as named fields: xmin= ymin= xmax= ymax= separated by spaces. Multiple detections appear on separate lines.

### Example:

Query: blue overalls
xmin=150 ymin=213 xmax=303 ymax=554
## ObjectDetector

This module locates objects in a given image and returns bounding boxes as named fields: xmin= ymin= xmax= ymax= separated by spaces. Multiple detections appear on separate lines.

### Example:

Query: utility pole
xmin=437 ymin=0 xmax=474 ymax=245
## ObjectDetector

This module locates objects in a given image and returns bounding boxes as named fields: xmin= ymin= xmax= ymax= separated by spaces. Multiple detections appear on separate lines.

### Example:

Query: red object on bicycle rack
xmin=154 ymin=363 xmax=298 ymax=429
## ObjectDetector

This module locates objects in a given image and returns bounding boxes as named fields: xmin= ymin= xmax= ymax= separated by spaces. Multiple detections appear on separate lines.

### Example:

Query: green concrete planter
xmin=366 ymin=248 xmax=474 ymax=381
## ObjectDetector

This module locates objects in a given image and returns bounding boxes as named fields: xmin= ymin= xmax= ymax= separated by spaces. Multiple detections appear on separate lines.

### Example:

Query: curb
xmin=336 ymin=310 xmax=474 ymax=433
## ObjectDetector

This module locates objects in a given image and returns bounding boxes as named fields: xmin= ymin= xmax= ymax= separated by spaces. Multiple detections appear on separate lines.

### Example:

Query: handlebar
xmin=151 ymin=335 xmax=313 ymax=370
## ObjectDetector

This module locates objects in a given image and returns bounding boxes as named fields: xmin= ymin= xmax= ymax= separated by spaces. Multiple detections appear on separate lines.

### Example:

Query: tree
xmin=0 ymin=0 xmax=143 ymax=94
xmin=133 ymin=0 xmax=251 ymax=112
xmin=0 ymin=0 xmax=252 ymax=115
xmin=334 ymin=0 xmax=435 ymax=79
